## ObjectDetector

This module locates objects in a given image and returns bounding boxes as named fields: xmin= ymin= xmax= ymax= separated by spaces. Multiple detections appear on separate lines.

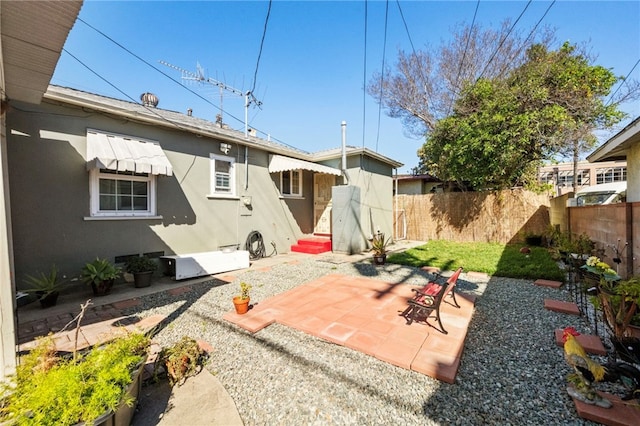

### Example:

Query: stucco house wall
xmin=397 ymin=180 xmax=423 ymax=195
xmin=317 ymin=149 xmax=400 ymax=245
xmin=273 ymin=169 xmax=315 ymax=234
xmin=6 ymin=96 xmax=309 ymax=286
xmin=6 ymin=87 xmax=403 ymax=288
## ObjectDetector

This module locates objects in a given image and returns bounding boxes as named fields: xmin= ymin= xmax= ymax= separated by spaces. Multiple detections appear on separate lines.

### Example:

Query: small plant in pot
xmin=371 ymin=232 xmax=391 ymax=265
xmin=81 ymin=258 xmax=121 ymax=296
xmin=23 ymin=264 xmax=67 ymax=308
xmin=232 ymin=282 xmax=252 ymax=314
xmin=125 ymin=256 xmax=157 ymax=288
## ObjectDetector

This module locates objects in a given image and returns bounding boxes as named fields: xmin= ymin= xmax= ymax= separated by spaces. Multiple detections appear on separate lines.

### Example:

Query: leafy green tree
xmin=419 ymin=42 xmax=628 ymax=190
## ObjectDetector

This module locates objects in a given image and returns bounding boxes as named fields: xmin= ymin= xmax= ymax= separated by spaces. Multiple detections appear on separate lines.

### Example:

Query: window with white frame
xmin=210 ymin=154 xmax=236 ymax=196
xmin=90 ymin=169 xmax=156 ymax=217
xmin=596 ymin=166 xmax=627 ymax=184
xmin=280 ymin=170 xmax=302 ymax=196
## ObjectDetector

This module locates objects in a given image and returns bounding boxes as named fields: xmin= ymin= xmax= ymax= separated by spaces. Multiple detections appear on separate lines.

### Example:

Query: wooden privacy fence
xmin=394 ymin=189 xmax=550 ymax=244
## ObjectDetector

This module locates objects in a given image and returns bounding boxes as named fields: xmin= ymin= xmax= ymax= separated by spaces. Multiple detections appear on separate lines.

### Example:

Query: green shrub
xmin=0 ymin=332 xmax=149 ymax=425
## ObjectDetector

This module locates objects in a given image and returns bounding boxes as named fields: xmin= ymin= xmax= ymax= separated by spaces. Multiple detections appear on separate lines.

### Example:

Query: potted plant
xmin=158 ymin=336 xmax=208 ymax=386
xmin=583 ymin=256 xmax=640 ymax=362
xmin=125 ymin=256 xmax=157 ymax=288
xmin=23 ymin=265 xmax=66 ymax=308
xmin=81 ymin=258 xmax=121 ymax=296
xmin=370 ymin=232 xmax=391 ymax=265
xmin=232 ymin=282 xmax=251 ymax=314
xmin=0 ymin=332 xmax=150 ymax=425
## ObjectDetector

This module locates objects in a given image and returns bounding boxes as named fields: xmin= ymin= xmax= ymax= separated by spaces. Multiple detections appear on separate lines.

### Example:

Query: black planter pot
xmin=38 ymin=291 xmax=59 ymax=309
xmin=373 ymin=254 xmax=387 ymax=265
xmin=611 ymin=336 xmax=640 ymax=364
xmin=133 ymin=271 xmax=153 ymax=288
xmin=91 ymin=279 xmax=114 ymax=296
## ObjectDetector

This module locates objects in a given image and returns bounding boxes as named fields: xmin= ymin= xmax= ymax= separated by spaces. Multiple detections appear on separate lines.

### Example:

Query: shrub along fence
xmin=393 ymin=189 xmax=550 ymax=244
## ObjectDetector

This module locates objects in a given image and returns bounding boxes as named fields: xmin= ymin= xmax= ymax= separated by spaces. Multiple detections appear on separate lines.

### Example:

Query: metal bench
xmin=400 ymin=267 xmax=463 ymax=334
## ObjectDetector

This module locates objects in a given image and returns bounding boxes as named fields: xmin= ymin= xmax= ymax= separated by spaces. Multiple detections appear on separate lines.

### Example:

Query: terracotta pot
xmin=233 ymin=296 xmax=250 ymax=314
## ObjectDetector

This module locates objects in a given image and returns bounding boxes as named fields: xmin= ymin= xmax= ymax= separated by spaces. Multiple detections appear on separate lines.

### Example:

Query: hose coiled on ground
xmin=245 ymin=231 xmax=266 ymax=260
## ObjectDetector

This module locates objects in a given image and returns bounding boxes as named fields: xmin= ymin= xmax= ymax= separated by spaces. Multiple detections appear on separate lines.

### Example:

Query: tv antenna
xmin=160 ymin=60 xmax=262 ymax=137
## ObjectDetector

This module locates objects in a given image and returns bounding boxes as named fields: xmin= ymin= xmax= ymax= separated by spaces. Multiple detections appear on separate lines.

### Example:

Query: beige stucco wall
xmin=627 ymin=143 xmax=640 ymax=203
xmin=6 ymin=99 xmax=307 ymax=287
xmin=1 ymin=104 xmax=17 ymax=377
xmin=347 ymin=155 xmax=395 ymax=243
xmin=397 ymin=180 xmax=422 ymax=195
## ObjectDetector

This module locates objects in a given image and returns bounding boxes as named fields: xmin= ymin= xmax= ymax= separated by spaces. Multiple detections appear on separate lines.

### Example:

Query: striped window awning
xmin=268 ymin=154 xmax=341 ymax=176
xmin=86 ymin=130 xmax=173 ymax=176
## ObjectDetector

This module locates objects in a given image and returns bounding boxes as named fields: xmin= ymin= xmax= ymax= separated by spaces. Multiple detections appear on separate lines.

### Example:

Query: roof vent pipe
xmin=341 ymin=121 xmax=350 ymax=185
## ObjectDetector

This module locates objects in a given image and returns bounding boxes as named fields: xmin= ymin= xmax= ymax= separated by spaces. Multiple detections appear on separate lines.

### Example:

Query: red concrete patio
xmin=223 ymin=273 xmax=476 ymax=383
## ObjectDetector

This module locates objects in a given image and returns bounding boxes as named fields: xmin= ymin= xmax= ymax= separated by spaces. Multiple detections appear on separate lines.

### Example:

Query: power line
xmin=362 ymin=0 xmax=369 ymax=149
xmin=251 ymin=0 xmax=272 ymax=97
xmin=476 ymin=0 xmax=532 ymax=82
xmin=62 ymin=48 xmax=195 ymax=135
xmin=606 ymin=58 xmax=640 ymax=106
xmin=496 ymin=0 xmax=556 ymax=79
xmin=75 ymin=17 xmax=245 ymax=128
xmin=395 ymin=0 xmax=418 ymax=58
xmin=74 ymin=16 xmax=299 ymax=149
xmin=449 ymin=0 xmax=480 ymax=115
xmin=375 ymin=0 xmax=390 ymax=152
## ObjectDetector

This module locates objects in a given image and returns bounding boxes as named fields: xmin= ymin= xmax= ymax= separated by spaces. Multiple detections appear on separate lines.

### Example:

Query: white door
xmin=313 ymin=174 xmax=335 ymax=235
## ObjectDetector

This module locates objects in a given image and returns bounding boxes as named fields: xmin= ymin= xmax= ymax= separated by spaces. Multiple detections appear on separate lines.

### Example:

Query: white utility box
xmin=160 ymin=250 xmax=250 ymax=280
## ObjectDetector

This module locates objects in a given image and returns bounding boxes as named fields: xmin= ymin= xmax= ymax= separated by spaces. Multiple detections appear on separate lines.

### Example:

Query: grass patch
xmin=388 ymin=240 xmax=564 ymax=281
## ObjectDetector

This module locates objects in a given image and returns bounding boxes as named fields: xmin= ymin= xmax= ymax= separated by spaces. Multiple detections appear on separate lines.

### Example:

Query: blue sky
xmin=52 ymin=0 xmax=640 ymax=173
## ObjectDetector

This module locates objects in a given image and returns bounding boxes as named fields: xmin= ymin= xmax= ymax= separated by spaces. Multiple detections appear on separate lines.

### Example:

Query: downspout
xmin=341 ymin=121 xmax=350 ymax=185
xmin=245 ymin=146 xmax=248 ymax=190
xmin=394 ymin=167 xmax=398 ymax=240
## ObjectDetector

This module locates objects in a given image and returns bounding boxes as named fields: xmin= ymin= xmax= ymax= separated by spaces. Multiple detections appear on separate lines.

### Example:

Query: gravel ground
xmin=122 ymin=256 xmax=605 ymax=425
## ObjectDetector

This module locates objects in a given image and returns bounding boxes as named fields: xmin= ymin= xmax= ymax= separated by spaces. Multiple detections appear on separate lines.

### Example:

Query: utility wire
xmin=75 ymin=16 xmax=299 ymax=151
xmin=375 ymin=0 xmax=390 ymax=152
xmin=476 ymin=0 xmax=532 ymax=82
xmin=495 ymin=0 xmax=556 ymax=79
xmin=606 ymin=58 xmax=640 ymax=106
xmin=395 ymin=0 xmax=417 ymax=58
xmin=250 ymin=0 xmax=272 ymax=97
xmin=75 ymin=17 xmax=244 ymax=127
xmin=62 ymin=48 xmax=193 ymax=133
xmin=449 ymin=0 xmax=480 ymax=115
xmin=362 ymin=0 xmax=368 ymax=149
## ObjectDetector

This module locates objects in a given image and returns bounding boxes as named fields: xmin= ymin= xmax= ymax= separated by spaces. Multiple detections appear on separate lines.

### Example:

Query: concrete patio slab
xmin=223 ymin=274 xmax=476 ymax=382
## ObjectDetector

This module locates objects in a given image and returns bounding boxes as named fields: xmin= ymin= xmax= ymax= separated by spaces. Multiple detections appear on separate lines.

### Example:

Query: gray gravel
xmin=122 ymin=256 xmax=604 ymax=425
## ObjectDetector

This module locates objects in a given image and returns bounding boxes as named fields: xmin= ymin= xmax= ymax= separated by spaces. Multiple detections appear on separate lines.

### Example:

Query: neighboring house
xmin=393 ymin=174 xmax=441 ymax=195
xmin=587 ymin=117 xmax=640 ymax=202
xmin=566 ymin=116 xmax=640 ymax=277
xmin=6 ymin=85 xmax=402 ymax=283
xmin=538 ymin=160 xmax=627 ymax=196
xmin=1 ymin=0 xmax=83 ymax=378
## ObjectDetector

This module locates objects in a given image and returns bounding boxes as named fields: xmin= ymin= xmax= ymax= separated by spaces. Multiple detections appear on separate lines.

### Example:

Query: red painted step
xmin=290 ymin=237 xmax=332 ymax=254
